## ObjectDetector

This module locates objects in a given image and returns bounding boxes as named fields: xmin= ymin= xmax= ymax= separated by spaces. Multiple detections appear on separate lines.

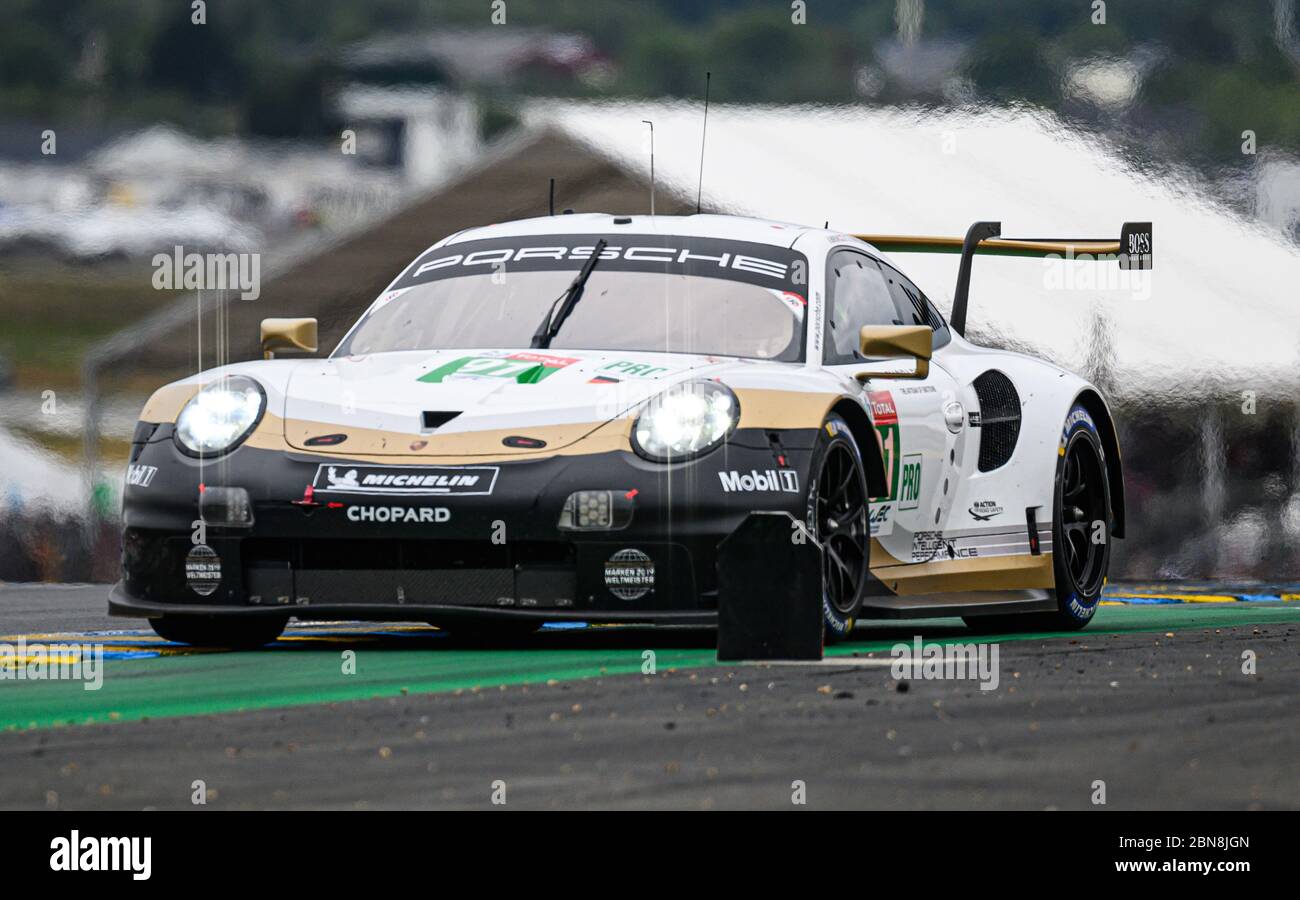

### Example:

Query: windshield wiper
xmin=530 ymin=239 xmax=607 ymax=349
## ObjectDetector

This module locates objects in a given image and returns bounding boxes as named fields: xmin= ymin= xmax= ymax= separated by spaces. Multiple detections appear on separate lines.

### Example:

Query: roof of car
xmin=445 ymin=212 xmax=822 ymax=249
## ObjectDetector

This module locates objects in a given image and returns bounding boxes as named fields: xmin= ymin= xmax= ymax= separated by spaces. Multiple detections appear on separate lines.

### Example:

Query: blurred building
xmin=332 ymin=27 xmax=613 ymax=189
xmin=339 ymin=28 xmax=614 ymax=88
xmin=0 ymin=123 xmax=409 ymax=261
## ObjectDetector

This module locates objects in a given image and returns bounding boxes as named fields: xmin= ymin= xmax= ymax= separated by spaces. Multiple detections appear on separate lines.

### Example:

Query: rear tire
xmin=150 ymin=614 xmax=288 ymax=649
xmin=962 ymin=403 xmax=1112 ymax=633
xmin=806 ymin=414 xmax=871 ymax=642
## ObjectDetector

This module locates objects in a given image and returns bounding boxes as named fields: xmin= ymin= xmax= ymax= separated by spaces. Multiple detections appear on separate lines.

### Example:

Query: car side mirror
xmin=856 ymin=325 xmax=931 ymax=380
xmin=261 ymin=317 xmax=318 ymax=360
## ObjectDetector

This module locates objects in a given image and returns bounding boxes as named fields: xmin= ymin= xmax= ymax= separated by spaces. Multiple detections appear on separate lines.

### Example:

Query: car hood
xmin=281 ymin=348 xmax=750 ymax=457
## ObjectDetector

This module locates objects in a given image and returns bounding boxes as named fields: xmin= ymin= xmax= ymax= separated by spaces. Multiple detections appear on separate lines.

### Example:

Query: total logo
xmin=718 ymin=469 xmax=799 ymax=493
xmin=347 ymin=505 xmax=451 ymax=524
xmin=868 ymin=391 xmax=898 ymax=421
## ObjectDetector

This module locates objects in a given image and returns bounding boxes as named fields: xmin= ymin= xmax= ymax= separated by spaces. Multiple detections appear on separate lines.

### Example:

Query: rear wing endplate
xmin=854 ymin=221 xmax=1152 ymax=336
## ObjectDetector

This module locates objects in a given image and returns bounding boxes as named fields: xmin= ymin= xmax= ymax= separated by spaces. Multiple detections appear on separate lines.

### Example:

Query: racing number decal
xmin=868 ymin=391 xmax=900 ymax=501
xmin=451 ymin=357 xmax=538 ymax=379
xmin=419 ymin=352 xmax=578 ymax=384
xmin=866 ymin=391 xmax=903 ymax=538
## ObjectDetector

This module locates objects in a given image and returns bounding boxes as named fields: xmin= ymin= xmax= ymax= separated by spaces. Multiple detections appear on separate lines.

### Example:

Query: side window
xmin=878 ymin=262 xmax=950 ymax=349
xmin=824 ymin=251 xmax=904 ymax=364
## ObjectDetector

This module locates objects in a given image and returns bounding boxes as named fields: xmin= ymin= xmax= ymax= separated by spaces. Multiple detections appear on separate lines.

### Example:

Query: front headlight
xmin=174 ymin=375 xmax=266 ymax=456
xmin=632 ymin=380 xmax=739 ymax=462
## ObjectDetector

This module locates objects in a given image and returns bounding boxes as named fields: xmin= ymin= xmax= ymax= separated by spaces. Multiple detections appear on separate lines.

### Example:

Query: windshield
xmin=335 ymin=234 xmax=809 ymax=362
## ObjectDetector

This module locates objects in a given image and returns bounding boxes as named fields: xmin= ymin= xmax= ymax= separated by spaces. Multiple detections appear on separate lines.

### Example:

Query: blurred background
xmin=1 ymin=0 xmax=1298 ymax=584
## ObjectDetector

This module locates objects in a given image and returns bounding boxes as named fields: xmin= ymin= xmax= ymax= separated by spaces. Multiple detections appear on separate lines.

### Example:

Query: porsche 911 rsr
xmin=111 ymin=213 xmax=1139 ymax=647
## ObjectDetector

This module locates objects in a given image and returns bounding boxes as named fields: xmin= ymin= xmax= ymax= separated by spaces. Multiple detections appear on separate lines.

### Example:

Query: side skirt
xmin=858 ymin=589 xmax=1058 ymax=619
xmin=861 ymin=539 xmax=1058 ymax=617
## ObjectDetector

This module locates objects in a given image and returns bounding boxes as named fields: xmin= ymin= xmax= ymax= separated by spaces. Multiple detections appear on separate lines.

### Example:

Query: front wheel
xmin=150 ymin=614 xmax=288 ymax=649
xmin=963 ymin=403 xmax=1112 ymax=633
xmin=806 ymin=414 xmax=871 ymax=641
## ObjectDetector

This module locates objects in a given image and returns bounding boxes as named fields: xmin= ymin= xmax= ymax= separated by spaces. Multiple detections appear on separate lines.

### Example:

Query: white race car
xmin=112 ymin=213 xmax=1144 ymax=647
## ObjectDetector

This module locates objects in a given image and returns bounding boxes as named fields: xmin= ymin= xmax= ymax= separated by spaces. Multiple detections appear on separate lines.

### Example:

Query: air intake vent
xmin=422 ymin=411 xmax=461 ymax=430
xmin=972 ymin=370 xmax=1021 ymax=472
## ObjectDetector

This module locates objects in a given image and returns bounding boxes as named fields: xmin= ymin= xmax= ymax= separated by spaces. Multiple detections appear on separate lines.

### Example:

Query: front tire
xmin=806 ymin=414 xmax=871 ymax=641
xmin=149 ymin=614 xmax=288 ymax=649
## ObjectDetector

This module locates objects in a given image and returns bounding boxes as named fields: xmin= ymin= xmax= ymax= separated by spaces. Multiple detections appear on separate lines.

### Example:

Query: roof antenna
xmin=548 ymin=178 xmax=555 ymax=216
xmin=695 ymin=71 xmax=711 ymax=215
xmin=641 ymin=119 xmax=655 ymax=217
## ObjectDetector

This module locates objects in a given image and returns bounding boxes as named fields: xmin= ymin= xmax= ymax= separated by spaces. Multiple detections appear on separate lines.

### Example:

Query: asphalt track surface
xmin=1 ymin=584 xmax=1297 ymax=809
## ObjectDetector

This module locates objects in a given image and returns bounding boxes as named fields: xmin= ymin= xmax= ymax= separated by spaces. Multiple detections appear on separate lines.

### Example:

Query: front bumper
xmin=116 ymin=423 xmax=816 ymax=621
xmin=107 ymin=581 xmax=722 ymax=625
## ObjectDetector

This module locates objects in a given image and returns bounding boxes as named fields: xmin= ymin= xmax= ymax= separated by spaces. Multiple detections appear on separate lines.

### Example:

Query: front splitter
xmin=108 ymin=581 xmax=717 ymax=625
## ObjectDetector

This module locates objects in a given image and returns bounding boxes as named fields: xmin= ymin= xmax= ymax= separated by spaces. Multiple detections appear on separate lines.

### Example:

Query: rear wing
xmin=854 ymin=221 xmax=1152 ymax=336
